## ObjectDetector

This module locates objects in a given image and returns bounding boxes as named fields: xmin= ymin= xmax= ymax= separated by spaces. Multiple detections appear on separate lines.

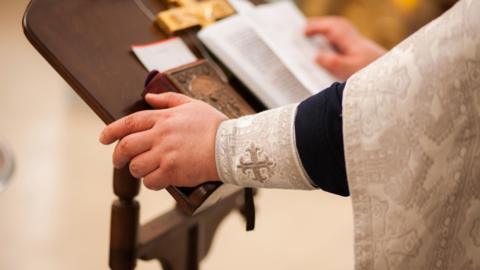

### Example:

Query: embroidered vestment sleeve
xmin=215 ymin=104 xmax=315 ymax=190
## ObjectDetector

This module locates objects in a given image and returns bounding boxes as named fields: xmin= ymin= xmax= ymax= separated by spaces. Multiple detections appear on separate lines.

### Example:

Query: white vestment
xmin=216 ymin=0 xmax=480 ymax=268
xmin=343 ymin=0 xmax=480 ymax=268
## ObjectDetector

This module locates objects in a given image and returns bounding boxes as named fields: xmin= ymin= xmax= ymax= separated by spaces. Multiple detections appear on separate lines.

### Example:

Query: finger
xmin=304 ymin=16 xmax=346 ymax=35
xmin=112 ymin=130 xmax=153 ymax=169
xmin=145 ymin=92 xmax=192 ymax=109
xmin=305 ymin=17 xmax=356 ymax=53
xmin=100 ymin=111 xmax=155 ymax=145
xmin=304 ymin=17 xmax=331 ymax=36
xmin=315 ymin=50 xmax=348 ymax=76
xmin=143 ymin=168 xmax=169 ymax=191
xmin=129 ymin=150 xmax=160 ymax=179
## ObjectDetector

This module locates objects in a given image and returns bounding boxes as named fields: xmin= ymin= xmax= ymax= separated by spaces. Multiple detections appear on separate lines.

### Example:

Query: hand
xmin=305 ymin=16 xmax=387 ymax=80
xmin=99 ymin=93 xmax=227 ymax=190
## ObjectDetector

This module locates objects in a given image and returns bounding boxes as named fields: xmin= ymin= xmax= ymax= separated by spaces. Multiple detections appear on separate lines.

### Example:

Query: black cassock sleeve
xmin=294 ymin=82 xmax=349 ymax=196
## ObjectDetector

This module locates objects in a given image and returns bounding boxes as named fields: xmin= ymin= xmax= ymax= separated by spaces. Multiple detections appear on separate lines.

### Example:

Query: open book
xmin=198 ymin=1 xmax=337 ymax=109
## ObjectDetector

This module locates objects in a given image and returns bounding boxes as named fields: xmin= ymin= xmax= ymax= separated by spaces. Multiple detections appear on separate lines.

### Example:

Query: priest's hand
xmin=305 ymin=16 xmax=386 ymax=80
xmin=99 ymin=93 xmax=227 ymax=190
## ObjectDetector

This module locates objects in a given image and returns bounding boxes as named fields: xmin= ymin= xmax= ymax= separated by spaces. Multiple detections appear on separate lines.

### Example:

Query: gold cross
xmin=157 ymin=0 xmax=235 ymax=34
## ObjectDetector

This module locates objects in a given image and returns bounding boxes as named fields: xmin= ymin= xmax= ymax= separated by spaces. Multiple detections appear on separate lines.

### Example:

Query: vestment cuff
xmin=215 ymin=104 xmax=315 ymax=190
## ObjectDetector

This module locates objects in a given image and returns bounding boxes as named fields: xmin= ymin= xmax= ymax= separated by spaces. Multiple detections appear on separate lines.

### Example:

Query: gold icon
xmin=157 ymin=0 xmax=235 ymax=34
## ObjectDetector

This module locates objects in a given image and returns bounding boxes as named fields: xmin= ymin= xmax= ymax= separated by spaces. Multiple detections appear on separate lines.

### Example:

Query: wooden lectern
xmin=23 ymin=0 xmax=263 ymax=269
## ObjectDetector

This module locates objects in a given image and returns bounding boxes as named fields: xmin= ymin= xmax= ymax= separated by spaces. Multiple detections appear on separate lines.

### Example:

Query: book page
xmin=131 ymin=37 xmax=197 ymax=72
xmin=243 ymin=1 xmax=337 ymax=94
xmin=227 ymin=0 xmax=254 ymax=13
xmin=198 ymin=15 xmax=310 ymax=108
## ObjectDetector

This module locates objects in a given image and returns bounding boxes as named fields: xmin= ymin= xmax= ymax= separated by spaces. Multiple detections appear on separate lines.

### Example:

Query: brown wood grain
xmin=23 ymin=0 xmax=167 ymax=123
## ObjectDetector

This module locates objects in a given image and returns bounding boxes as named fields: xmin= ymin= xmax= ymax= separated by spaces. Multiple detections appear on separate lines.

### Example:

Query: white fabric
xmin=215 ymin=104 xmax=315 ymax=190
xmin=343 ymin=0 xmax=480 ymax=269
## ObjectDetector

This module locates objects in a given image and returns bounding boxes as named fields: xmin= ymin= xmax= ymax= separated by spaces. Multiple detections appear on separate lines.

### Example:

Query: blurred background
xmin=0 ymin=0 xmax=455 ymax=269
xmin=298 ymin=0 xmax=457 ymax=48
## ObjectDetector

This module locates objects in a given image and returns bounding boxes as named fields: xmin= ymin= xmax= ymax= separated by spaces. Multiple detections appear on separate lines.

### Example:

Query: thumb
xmin=145 ymin=92 xmax=192 ymax=109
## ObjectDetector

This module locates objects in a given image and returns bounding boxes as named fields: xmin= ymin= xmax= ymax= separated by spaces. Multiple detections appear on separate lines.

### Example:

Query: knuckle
xmin=160 ymin=110 xmax=173 ymax=120
xmin=152 ymin=112 xmax=170 ymax=129
xmin=162 ymin=158 xmax=179 ymax=180
xmin=118 ymin=139 xmax=130 ymax=153
xmin=153 ymin=120 xmax=172 ymax=137
xmin=162 ymin=159 xmax=173 ymax=172
xmin=123 ymin=115 xmax=137 ymax=131
xmin=161 ymin=124 xmax=173 ymax=136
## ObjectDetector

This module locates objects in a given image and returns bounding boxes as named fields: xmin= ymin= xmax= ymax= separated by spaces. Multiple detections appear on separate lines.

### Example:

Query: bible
xmin=198 ymin=1 xmax=337 ymax=108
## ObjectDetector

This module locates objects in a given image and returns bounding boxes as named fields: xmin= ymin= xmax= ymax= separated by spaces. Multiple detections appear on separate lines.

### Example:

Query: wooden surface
xmin=22 ymin=0 xmax=263 ymax=124
xmin=110 ymin=167 xmax=141 ymax=269
xmin=23 ymin=0 xmax=167 ymax=123
xmin=137 ymin=189 xmax=248 ymax=270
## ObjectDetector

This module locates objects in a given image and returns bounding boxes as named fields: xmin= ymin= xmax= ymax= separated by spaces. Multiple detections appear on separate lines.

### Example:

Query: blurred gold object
xmin=393 ymin=0 xmax=419 ymax=12
xmin=157 ymin=0 xmax=235 ymax=34
xmin=299 ymin=0 xmax=457 ymax=49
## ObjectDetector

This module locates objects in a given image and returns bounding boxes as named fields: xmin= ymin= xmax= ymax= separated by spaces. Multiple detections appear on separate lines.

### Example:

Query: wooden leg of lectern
xmin=137 ymin=192 xmax=245 ymax=270
xmin=109 ymin=167 xmax=141 ymax=270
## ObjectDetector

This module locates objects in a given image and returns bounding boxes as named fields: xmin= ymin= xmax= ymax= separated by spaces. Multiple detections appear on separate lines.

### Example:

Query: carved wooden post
xmin=109 ymin=167 xmax=141 ymax=270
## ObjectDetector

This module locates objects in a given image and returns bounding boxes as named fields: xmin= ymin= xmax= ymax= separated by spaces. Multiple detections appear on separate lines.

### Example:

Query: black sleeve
xmin=294 ymin=82 xmax=349 ymax=196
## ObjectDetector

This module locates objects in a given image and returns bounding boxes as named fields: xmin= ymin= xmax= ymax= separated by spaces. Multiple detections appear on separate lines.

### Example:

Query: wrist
xmin=208 ymin=117 xmax=227 ymax=182
xmin=214 ymin=119 xmax=228 ymax=182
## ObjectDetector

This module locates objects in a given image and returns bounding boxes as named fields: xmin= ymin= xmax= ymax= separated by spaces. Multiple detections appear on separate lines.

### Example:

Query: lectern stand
xmin=23 ymin=0 xmax=261 ymax=269
xmin=110 ymin=167 xmax=249 ymax=270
